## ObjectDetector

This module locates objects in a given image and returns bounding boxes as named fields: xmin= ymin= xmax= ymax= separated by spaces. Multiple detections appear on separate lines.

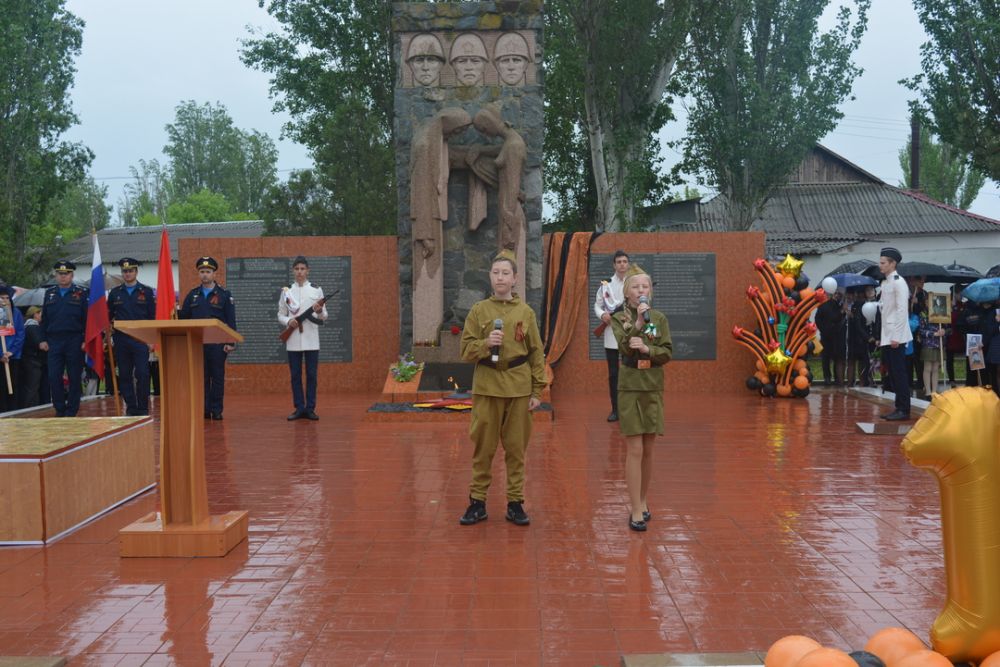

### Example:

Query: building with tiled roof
xmin=649 ymin=145 xmax=1000 ymax=281
xmin=60 ymin=220 xmax=264 ymax=289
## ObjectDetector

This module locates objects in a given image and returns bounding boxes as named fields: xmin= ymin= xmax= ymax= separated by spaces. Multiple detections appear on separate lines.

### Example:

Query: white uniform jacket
xmin=278 ymin=281 xmax=329 ymax=352
xmin=879 ymin=271 xmax=913 ymax=347
xmin=594 ymin=273 xmax=625 ymax=350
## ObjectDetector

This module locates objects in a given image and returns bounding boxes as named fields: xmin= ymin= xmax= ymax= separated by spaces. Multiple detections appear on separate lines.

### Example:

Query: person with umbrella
xmin=878 ymin=247 xmax=912 ymax=421
xmin=0 ymin=283 xmax=25 ymax=414
xmin=986 ymin=304 xmax=1000 ymax=397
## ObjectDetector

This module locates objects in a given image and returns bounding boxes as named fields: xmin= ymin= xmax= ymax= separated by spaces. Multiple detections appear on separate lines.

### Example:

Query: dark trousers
xmin=605 ymin=348 xmax=619 ymax=412
xmin=945 ymin=349 xmax=956 ymax=383
xmin=203 ymin=344 xmax=227 ymax=415
xmin=883 ymin=345 xmax=910 ymax=414
xmin=288 ymin=349 xmax=319 ymax=413
xmin=19 ymin=360 xmax=43 ymax=408
xmin=114 ymin=334 xmax=150 ymax=415
xmin=48 ymin=334 xmax=84 ymax=416
xmin=0 ymin=359 xmax=18 ymax=413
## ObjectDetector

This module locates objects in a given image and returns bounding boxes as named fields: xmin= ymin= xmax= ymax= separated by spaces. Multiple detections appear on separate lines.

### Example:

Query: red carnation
xmin=450 ymin=325 xmax=461 ymax=335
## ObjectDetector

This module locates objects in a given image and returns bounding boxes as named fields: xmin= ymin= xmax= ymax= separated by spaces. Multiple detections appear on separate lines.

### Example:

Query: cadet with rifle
xmin=278 ymin=256 xmax=328 ymax=421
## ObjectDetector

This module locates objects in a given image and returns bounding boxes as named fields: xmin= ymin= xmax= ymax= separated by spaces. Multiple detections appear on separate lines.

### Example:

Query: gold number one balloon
xmin=901 ymin=387 xmax=1000 ymax=664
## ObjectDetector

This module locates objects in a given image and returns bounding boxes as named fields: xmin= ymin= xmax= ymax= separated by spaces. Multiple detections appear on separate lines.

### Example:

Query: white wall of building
xmin=800 ymin=231 xmax=1000 ymax=286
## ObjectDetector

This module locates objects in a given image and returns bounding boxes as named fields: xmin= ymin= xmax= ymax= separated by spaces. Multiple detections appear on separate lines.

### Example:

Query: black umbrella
xmin=895 ymin=261 xmax=951 ymax=282
xmin=825 ymin=259 xmax=877 ymax=277
xmin=942 ymin=261 xmax=983 ymax=284
xmin=987 ymin=264 xmax=1000 ymax=278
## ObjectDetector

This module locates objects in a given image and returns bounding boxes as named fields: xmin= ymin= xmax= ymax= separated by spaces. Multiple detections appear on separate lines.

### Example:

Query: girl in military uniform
xmin=610 ymin=265 xmax=673 ymax=532
xmin=459 ymin=249 xmax=546 ymax=527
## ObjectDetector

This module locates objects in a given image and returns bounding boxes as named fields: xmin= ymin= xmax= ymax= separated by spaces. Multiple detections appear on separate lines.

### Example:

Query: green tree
xmin=898 ymin=126 xmax=986 ymax=210
xmin=0 ymin=0 xmax=92 ymax=283
xmin=904 ymin=0 xmax=1000 ymax=180
xmin=241 ymin=0 xmax=396 ymax=235
xmin=545 ymin=0 xmax=691 ymax=231
xmin=163 ymin=100 xmax=278 ymax=214
xmin=117 ymin=159 xmax=173 ymax=227
xmin=162 ymin=189 xmax=238 ymax=225
xmin=678 ymin=0 xmax=870 ymax=231
xmin=28 ymin=177 xmax=110 ymax=272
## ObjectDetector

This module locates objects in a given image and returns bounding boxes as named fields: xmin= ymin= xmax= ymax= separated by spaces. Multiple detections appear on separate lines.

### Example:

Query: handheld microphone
xmin=638 ymin=295 xmax=648 ymax=325
xmin=491 ymin=319 xmax=503 ymax=362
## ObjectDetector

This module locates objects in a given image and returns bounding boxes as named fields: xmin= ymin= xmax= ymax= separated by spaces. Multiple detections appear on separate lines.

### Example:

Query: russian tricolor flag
xmin=84 ymin=233 xmax=110 ymax=379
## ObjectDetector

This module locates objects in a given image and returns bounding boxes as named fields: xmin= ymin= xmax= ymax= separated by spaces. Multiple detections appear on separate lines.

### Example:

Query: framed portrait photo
xmin=928 ymin=292 xmax=951 ymax=324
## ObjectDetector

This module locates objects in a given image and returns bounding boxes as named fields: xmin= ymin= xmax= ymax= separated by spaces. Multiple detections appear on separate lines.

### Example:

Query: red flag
xmin=84 ymin=233 xmax=110 ymax=378
xmin=156 ymin=227 xmax=176 ymax=320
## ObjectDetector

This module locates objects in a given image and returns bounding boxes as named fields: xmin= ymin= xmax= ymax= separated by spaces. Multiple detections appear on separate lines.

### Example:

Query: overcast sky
xmin=64 ymin=0 xmax=1000 ymax=223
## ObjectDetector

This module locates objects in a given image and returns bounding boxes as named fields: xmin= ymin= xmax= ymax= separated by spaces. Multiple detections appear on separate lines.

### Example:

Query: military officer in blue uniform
xmin=178 ymin=256 xmax=237 ymax=420
xmin=108 ymin=257 xmax=156 ymax=416
xmin=39 ymin=260 xmax=89 ymax=417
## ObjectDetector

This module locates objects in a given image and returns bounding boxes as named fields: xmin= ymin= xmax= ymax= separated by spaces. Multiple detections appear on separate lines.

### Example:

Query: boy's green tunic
xmin=461 ymin=294 xmax=546 ymax=502
xmin=610 ymin=305 xmax=673 ymax=436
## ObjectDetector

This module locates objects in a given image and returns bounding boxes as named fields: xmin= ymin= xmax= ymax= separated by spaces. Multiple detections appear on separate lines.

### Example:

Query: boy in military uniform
xmin=108 ymin=257 xmax=156 ymax=415
xmin=178 ymin=257 xmax=237 ymax=420
xmin=459 ymin=249 xmax=546 ymax=526
xmin=39 ymin=261 xmax=89 ymax=416
xmin=610 ymin=264 xmax=673 ymax=532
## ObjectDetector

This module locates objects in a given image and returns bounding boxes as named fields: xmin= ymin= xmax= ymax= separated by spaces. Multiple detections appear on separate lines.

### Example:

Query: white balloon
xmin=821 ymin=277 xmax=838 ymax=294
xmin=862 ymin=301 xmax=878 ymax=324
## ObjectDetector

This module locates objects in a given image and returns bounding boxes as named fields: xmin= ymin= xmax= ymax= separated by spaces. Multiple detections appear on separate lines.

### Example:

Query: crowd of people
xmin=813 ymin=249 xmax=1000 ymax=414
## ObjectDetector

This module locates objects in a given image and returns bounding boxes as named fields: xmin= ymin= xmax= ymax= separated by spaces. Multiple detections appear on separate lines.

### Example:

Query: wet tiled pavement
xmin=0 ymin=390 xmax=943 ymax=665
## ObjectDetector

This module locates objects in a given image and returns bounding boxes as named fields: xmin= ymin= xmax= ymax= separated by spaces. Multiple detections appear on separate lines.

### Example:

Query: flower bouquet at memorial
xmin=732 ymin=254 xmax=828 ymax=398
xmin=389 ymin=353 xmax=424 ymax=382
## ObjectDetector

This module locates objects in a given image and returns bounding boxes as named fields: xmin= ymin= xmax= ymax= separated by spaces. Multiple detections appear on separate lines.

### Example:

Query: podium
xmin=114 ymin=319 xmax=248 ymax=557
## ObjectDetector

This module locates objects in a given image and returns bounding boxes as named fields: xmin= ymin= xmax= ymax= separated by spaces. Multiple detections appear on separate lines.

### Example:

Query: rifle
xmin=278 ymin=295 xmax=329 ymax=343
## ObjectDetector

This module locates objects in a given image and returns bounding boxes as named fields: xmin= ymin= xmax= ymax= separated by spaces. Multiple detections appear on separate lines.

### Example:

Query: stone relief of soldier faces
xmin=402 ymin=31 xmax=536 ymax=89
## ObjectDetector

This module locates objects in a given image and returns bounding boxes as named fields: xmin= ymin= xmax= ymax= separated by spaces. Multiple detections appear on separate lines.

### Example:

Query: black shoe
xmin=607 ymin=411 xmax=618 ymax=422
xmin=884 ymin=411 xmax=910 ymax=421
xmin=55 ymin=411 xmax=65 ymax=418
xmin=305 ymin=411 xmax=319 ymax=421
xmin=642 ymin=510 xmax=651 ymax=522
xmin=204 ymin=412 xmax=211 ymax=419
xmin=459 ymin=498 xmax=487 ymax=525
xmin=879 ymin=411 xmax=895 ymax=420
xmin=629 ymin=516 xmax=647 ymax=532
xmin=211 ymin=412 xmax=223 ymax=421
xmin=287 ymin=411 xmax=304 ymax=421
xmin=505 ymin=501 xmax=530 ymax=526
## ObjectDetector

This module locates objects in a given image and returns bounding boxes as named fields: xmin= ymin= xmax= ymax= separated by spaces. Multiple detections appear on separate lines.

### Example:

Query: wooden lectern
xmin=114 ymin=319 xmax=248 ymax=557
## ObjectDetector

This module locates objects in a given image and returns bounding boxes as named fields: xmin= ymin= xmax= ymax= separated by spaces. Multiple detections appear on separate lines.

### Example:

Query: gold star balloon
xmin=765 ymin=349 xmax=793 ymax=374
xmin=776 ymin=254 xmax=804 ymax=279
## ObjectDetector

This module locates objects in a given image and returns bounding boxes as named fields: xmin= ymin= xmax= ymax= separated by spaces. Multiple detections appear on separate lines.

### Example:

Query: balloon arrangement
xmin=764 ymin=627 xmax=986 ymax=667
xmin=733 ymin=254 xmax=828 ymax=398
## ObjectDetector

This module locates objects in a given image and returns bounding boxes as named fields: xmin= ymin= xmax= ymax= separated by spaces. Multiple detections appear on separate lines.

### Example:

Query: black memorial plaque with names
xmin=588 ymin=253 xmax=716 ymax=361
xmin=225 ymin=256 xmax=352 ymax=364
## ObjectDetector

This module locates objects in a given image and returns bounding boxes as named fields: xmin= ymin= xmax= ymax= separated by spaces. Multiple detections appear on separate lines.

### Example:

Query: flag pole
xmin=93 ymin=227 xmax=122 ymax=416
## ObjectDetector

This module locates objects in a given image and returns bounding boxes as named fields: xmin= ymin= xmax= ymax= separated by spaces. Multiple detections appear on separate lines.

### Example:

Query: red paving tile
xmin=0 ymin=390 xmax=945 ymax=664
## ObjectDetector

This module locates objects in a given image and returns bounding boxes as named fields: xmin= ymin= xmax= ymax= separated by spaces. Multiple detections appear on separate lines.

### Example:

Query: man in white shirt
xmin=278 ymin=256 xmax=328 ymax=421
xmin=878 ymin=247 xmax=912 ymax=420
xmin=594 ymin=250 xmax=629 ymax=421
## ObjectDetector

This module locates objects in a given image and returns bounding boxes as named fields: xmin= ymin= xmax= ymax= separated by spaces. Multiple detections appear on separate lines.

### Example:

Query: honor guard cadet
xmin=39 ymin=260 xmax=89 ymax=417
xmin=178 ymin=256 xmax=237 ymax=420
xmin=459 ymin=248 xmax=546 ymax=527
xmin=108 ymin=257 xmax=156 ymax=415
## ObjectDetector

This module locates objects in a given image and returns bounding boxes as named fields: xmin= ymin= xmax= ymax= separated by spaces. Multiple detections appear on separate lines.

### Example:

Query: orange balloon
xmin=793 ymin=359 xmax=807 ymax=371
xmin=981 ymin=650 xmax=1000 ymax=667
xmin=764 ymin=635 xmax=821 ymax=667
xmin=777 ymin=384 xmax=792 ymax=397
xmin=756 ymin=359 xmax=766 ymax=372
xmin=794 ymin=647 xmax=856 ymax=667
xmin=895 ymin=649 xmax=953 ymax=667
xmin=782 ymin=275 xmax=796 ymax=289
xmin=800 ymin=287 xmax=815 ymax=301
xmin=797 ymin=366 xmax=809 ymax=377
xmin=793 ymin=375 xmax=810 ymax=390
xmin=755 ymin=371 xmax=770 ymax=383
xmin=864 ymin=627 xmax=926 ymax=667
